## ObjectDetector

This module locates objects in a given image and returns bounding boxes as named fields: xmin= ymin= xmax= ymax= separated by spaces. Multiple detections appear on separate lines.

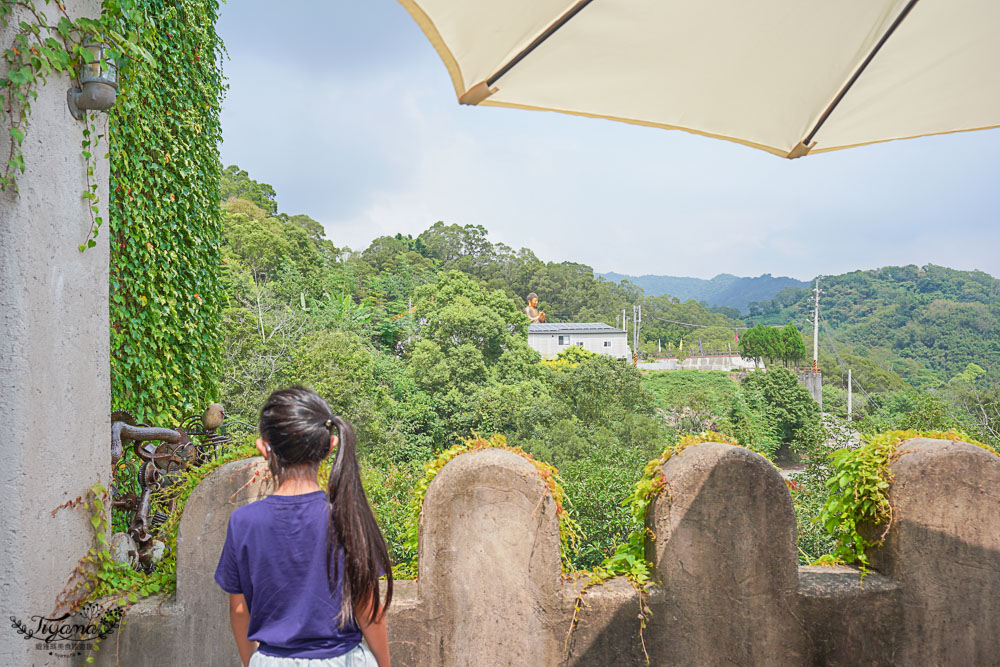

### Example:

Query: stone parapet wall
xmin=97 ymin=439 xmax=1000 ymax=666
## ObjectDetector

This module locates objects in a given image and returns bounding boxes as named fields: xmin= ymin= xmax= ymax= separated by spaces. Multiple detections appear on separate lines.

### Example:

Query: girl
xmin=215 ymin=387 xmax=393 ymax=667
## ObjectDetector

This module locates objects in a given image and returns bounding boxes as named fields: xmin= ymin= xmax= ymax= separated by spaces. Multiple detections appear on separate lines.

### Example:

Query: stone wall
xmin=0 ymin=2 xmax=110 ymax=665
xmin=97 ymin=438 xmax=999 ymax=666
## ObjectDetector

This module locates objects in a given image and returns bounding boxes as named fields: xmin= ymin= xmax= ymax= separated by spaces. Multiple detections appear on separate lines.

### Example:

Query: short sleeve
xmin=214 ymin=515 xmax=243 ymax=594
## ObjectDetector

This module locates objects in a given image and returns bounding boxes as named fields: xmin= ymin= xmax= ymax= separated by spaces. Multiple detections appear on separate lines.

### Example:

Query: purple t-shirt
xmin=214 ymin=490 xmax=362 ymax=658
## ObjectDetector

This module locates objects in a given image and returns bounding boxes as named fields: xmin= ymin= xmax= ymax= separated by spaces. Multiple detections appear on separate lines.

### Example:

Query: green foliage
xmin=741 ymin=369 xmax=820 ymax=452
xmin=641 ymin=368 xmax=817 ymax=462
xmin=727 ymin=385 xmax=781 ymax=459
xmin=749 ymin=265 xmax=1000 ymax=386
xmin=738 ymin=323 xmax=806 ymax=367
xmin=642 ymin=370 xmax=738 ymax=431
xmin=541 ymin=343 xmax=597 ymax=368
xmin=818 ymin=429 xmax=994 ymax=566
xmin=108 ymin=0 xmax=225 ymax=423
xmin=221 ymin=164 xmax=277 ymax=215
xmin=544 ymin=355 xmax=656 ymax=425
xmin=362 ymin=459 xmax=421 ymax=574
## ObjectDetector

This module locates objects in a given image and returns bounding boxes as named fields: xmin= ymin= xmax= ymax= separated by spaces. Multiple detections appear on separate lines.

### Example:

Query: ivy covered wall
xmin=109 ymin=0 xmax=225 ymax=422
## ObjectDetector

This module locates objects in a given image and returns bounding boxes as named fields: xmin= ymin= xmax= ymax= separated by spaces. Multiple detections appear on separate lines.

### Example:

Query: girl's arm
xmin=355 ymin=591 xmax=390 ymax=667
xmin=228 ymin=593 xmax=258 ymax=667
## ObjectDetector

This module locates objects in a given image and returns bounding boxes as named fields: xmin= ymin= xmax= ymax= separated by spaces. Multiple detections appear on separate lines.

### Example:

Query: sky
xmin=217 ymin=2 xmax=1000 ymax=282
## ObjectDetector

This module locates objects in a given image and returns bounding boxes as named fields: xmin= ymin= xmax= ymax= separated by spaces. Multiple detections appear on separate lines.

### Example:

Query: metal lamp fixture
xmin=67 ymin=40 xmax=118 ymax=120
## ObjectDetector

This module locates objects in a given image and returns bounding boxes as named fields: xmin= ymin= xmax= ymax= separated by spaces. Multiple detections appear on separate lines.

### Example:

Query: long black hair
xmin=258 ymin=386 xmax=393 ymax=626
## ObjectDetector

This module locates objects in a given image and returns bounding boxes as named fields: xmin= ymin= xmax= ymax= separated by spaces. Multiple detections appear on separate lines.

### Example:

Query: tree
xmin=220 ymin=164 xmax=278 ymax=215
xmin=410 ymin=270 xmax=527 ymax=365
xmin=741 ymin=369 xmax=820 ymax=451
xmin=780 ymin=323 xmax=807 ymax=366
xmin=542 ymin=344 xmax=597 ymax=368
xmin=739 ymin=324 xmax=774 ymax=366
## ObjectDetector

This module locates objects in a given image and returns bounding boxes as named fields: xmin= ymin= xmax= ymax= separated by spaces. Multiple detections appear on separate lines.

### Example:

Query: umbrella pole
xmin=801 ymin=0 xmax=922 ymax=148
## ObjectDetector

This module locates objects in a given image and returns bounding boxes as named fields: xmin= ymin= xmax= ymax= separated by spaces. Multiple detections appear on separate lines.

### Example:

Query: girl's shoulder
xmin=227 ymin=494 xmax=275 ymax=527
xmin=228 ymin=491 xmax=329 ymax=528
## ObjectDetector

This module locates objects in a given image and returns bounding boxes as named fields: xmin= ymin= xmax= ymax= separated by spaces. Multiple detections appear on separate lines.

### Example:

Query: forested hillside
xmin=218 ymin=165 xmax=1000 ymax=571
xmin=748 ymin=266 xmax=1000 ymax=387
xmin=599 ymin=271 xmax=807 ymax=312
xmin=218 ymin=166 xmax=747 ymax=570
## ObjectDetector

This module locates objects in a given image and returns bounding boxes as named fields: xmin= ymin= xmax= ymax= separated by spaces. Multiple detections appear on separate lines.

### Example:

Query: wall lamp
xmin=67 ymin=41 xmax=118 ymax=120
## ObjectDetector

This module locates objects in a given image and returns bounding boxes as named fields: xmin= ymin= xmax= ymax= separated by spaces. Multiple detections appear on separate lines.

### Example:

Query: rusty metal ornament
xmin=109 ymin=404 xmax=246 ymax=573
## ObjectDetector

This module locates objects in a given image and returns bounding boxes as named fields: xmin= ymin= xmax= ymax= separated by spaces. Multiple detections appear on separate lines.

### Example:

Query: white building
xmin=527 ymin=323 xmax=631 ymax=360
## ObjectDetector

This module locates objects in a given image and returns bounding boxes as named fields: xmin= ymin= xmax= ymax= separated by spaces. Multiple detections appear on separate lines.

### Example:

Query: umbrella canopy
xmin=399 ymin=0 xmax=1000 ymax=158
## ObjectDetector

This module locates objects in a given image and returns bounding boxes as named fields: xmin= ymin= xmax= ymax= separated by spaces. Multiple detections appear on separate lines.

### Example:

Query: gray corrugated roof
xmin=528 ymin=322 xmax=624 ymax=334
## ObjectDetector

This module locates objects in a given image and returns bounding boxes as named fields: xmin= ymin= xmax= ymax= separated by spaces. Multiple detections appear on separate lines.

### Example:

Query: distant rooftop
xmin=528 ymin=322 xmax=624 ymax=334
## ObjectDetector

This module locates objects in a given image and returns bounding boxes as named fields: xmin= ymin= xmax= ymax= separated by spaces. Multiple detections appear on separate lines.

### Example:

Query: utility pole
xmin=632 ymin=304 xmax=641 ymax=367
xmin=632 ymin=305 xmax=637 ymax=362
xmin=847 ymin=368 xmax=853 ymax=418
xmin=637 ymin=304 xmax=642 ymax=347
xmin=812 ymin=279 xmax=821 ymax=372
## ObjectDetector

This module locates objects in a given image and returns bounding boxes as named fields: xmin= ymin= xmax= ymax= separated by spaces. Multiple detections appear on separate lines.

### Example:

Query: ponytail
xmin=326 ymin=416 xmax=393 ymax=627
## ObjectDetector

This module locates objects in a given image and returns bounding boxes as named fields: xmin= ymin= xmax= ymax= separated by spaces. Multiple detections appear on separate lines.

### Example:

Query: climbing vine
xmin=107 ymin=0 xmax=225 ymax=423
xmin=2 ymin=0 xmax=224 ymax=423
xmin=818 ymin=429 xmax=996 ymax=567
xmin=56 ymin=444 xmax=257 ymax=609
xmin=0 ymin=0 xmax=151 ymax=247
xmin=399 ymin=433 xmax=583 ymax=578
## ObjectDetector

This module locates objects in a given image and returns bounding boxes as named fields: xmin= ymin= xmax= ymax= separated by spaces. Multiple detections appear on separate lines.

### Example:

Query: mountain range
xmin=597 ymin=272 xmax=809 ymax=313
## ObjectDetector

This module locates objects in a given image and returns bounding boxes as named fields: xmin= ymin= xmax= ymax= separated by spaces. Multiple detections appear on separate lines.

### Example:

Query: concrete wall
xmin=797 ymin=369 xmax=824 ymax=408
xmin=639 ymin=355 xmax=760 ymax=371
xmin=97 ymin=438 xmax=1000 ymax=665
xmin=0 ymin=2 xmax=110 ymax=664
xmin=98 ymin=439 xmax=1000 ymax=666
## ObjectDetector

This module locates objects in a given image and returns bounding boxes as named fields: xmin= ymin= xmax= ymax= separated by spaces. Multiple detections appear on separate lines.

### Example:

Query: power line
xmin=648 ymin=316 xmax=752 ymax=330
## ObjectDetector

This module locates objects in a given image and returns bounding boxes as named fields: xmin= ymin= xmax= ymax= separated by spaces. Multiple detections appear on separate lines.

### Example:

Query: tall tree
xmin=221 ymin=164 xmax=278 ymax=215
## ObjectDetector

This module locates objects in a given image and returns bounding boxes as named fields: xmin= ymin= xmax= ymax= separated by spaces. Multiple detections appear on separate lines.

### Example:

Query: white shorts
xmin=249 ymin=642 xmax=377 ymax=667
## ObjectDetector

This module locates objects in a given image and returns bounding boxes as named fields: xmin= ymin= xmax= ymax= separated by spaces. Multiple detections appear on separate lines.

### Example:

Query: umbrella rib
xmin=801 ymin=0 xmax=921 ymax=148
xmin=485 ymin=0 xmax=596 ymax=88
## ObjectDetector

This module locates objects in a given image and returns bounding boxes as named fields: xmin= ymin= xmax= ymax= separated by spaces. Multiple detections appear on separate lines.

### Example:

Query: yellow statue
xmin=524 ymin=293 xmax=546 ymax=323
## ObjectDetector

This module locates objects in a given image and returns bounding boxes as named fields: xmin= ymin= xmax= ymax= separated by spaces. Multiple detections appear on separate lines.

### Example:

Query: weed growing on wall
xmin=589 ymin=431 xmax=743 ymax=584
xmin=54 ymin=443 xmax=257 ymax=662
xmin=818 ymin=429 xmax=996 ymax=567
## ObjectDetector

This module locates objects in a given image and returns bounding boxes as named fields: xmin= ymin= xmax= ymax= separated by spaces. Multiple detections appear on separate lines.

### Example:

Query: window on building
xmin=603 ymin=341 xmax=612 ymax=347
xmin=558 ymin=335 xmax=570 ymax=345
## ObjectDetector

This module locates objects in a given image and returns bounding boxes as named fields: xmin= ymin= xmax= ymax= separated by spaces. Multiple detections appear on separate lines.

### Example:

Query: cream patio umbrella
xmin=398 ymin=0 xmax=1000 ymax=158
